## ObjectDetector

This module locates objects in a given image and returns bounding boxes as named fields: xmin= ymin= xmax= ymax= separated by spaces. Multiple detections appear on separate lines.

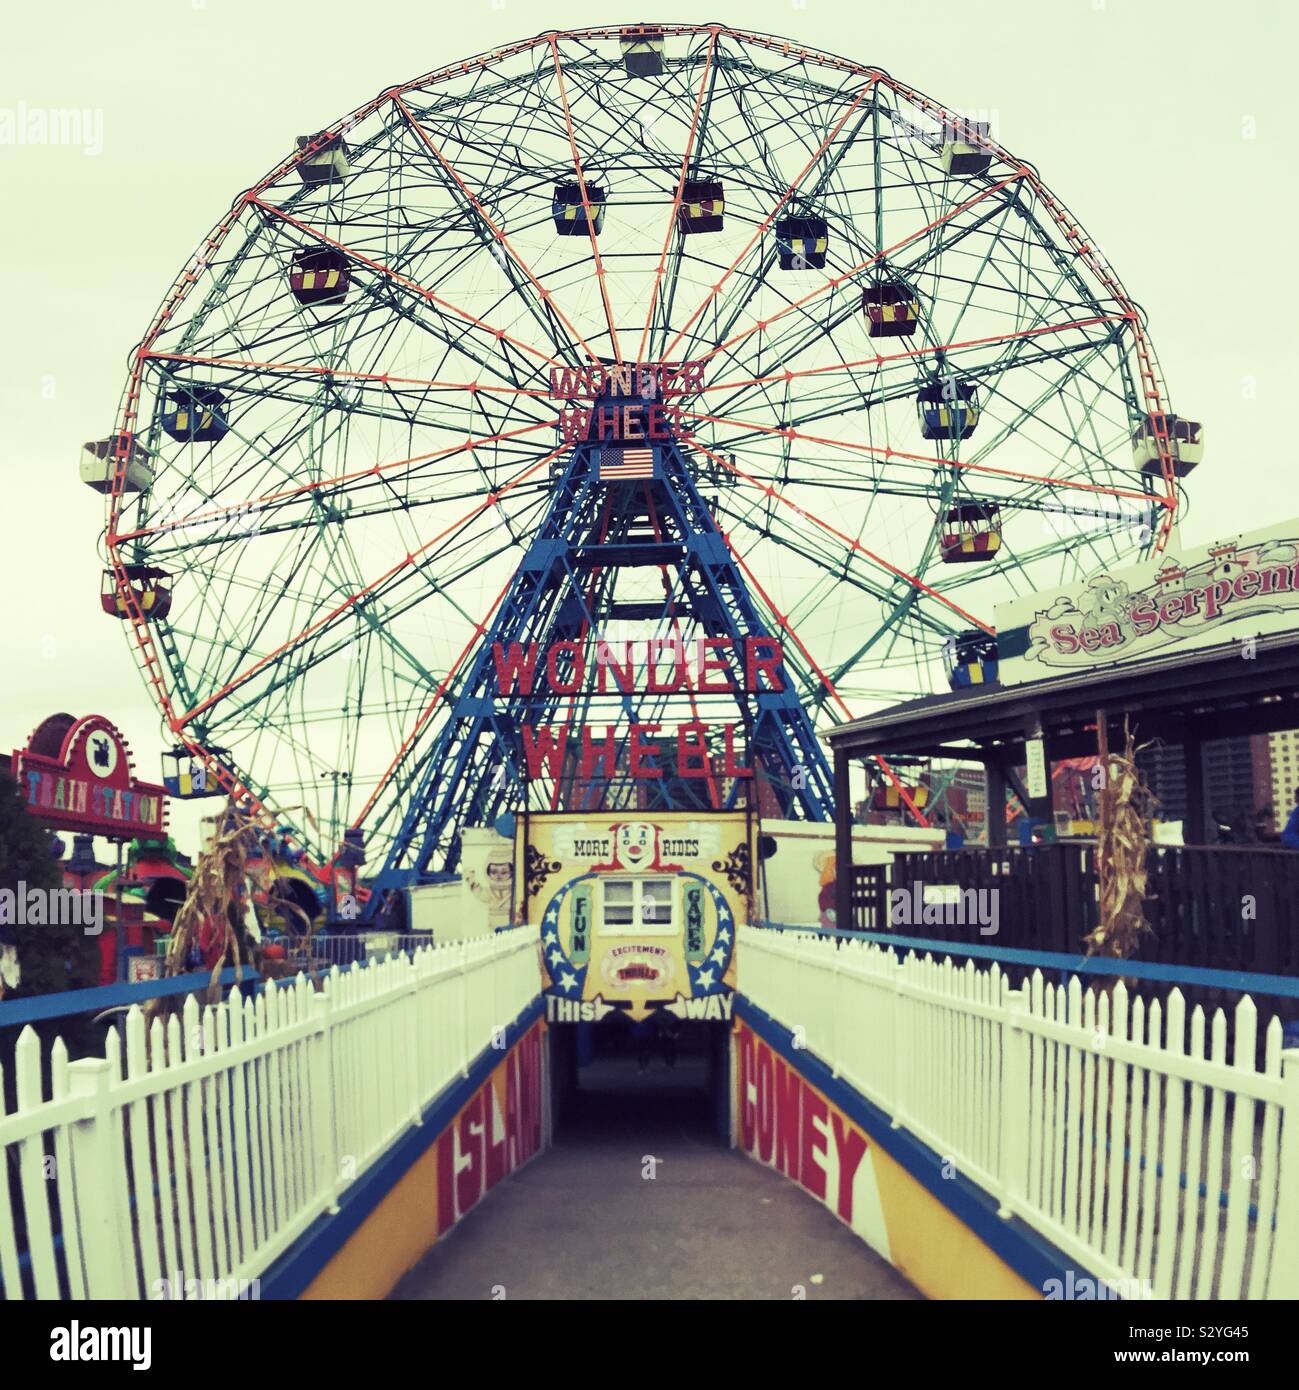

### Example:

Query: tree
xmin=0 ymin=772 xmax=101 ymax=997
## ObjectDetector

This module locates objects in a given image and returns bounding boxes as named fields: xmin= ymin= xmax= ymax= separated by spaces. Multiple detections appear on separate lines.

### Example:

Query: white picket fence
xmin=0 ymin=928 xmax=540 ymax=1300
xmin=738 ymin=925 xmax=1299 ymax=1300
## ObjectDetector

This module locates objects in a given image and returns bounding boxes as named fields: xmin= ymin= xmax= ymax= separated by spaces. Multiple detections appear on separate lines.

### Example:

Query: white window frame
xmin=599 ymin=875 xmax=676 ymax=936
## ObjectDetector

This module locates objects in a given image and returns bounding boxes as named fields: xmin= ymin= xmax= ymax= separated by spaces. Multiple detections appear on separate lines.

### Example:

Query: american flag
xmin=599 ymin=446 xmax=656 ymax=481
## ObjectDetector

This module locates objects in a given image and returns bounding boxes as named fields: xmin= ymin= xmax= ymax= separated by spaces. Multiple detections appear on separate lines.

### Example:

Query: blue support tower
xmin=364 ymin=391 xmax=835 ymax=914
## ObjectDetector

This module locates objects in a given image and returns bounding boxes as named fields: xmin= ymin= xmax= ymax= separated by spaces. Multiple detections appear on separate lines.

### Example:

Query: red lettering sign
xmin=738 ymin=1024 xmax=872 ymax=1229
xmin=12 ymin=714 xmax=168 ymax=839
xmin=437 ymin=1023 xmax=543 ymax=1235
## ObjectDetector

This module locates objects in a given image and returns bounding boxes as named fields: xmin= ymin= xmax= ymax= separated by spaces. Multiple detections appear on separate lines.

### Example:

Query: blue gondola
xmin=161 ymin=386 xmax=228 ymax=443
xmin=161 ymin=746 xmax=232 ymax=798
xmin=946 ymin=630 xmax=999 ymax=689
xmin=552 ymin=182 xmax=606 ymax=236
xmin=775 ymin=214 xmax=828 ymax=270
xmin=918 ymin=379 xmax=979 ymax=440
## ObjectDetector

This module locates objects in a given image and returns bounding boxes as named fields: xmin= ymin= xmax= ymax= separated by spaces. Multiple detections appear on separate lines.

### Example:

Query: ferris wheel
xmin=91 ymin=23 xmax=1198 ymax=879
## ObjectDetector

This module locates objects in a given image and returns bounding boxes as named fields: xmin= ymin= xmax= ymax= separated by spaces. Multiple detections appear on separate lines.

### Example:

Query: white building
xmin=1269 ymin=729 xmax=1299 ymax=819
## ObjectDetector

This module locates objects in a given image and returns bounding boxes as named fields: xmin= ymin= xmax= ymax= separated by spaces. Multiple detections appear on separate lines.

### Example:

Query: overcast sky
xmin=1 ymin=0 xmax=1293 ymax=856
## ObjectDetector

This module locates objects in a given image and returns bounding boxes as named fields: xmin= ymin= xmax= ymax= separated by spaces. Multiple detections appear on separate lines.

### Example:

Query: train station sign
xmin=9 ymin=714 xmax=168 ymax=839
xmin=994 ymin=519 xmax=1299 ymax=686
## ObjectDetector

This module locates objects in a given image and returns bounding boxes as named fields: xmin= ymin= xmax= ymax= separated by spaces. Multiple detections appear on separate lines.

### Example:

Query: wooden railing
xmin=857 ymin=843 xmax=1299 ymax=977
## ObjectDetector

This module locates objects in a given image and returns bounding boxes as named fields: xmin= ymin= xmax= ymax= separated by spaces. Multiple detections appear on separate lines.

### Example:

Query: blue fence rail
xmin=759 ymin=921 xmax=1299 ymax=1003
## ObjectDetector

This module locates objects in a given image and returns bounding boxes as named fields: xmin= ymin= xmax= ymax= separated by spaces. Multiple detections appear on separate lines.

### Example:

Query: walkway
xmin=392 ymin=1055 xmax=919 ymax=1301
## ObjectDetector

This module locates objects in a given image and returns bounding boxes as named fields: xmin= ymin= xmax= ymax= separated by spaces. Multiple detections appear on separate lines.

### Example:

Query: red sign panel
xmin=12 ymin=714 xmax=168 ymax=839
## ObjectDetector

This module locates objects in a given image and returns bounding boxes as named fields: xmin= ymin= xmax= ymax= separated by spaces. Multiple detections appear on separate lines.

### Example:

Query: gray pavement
xmin=391 ymin=1054 xmax=920 ymax=1301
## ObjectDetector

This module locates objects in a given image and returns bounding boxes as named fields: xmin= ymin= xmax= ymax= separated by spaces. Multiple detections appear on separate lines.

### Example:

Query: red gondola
xmin=678 ymin=179 xmax=724 ymax=234
xmin=862 ymin=283 xmax=918 ymax=337
xmin=101 ymin=566 xmax=172 ymax=622
xmin=289 ymin=248 xmax=350 ymax=307
xmin=939 ymin=503 xmax=1002 ymax=564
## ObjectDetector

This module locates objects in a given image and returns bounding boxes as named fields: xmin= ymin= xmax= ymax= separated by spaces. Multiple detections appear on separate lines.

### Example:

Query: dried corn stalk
xmin=161 ymin=798 xmax=263 ymax=998
xmin=1084 ymin=717 xmax=1157 ymax=960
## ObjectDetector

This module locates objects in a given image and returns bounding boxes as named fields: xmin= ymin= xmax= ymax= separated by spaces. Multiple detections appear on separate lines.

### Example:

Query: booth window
xmin=601 ymin=877 xmax=675 ymax=935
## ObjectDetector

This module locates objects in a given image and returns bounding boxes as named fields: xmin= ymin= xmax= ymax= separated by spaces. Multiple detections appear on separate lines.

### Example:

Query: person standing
xmin=1281 ymin=789 xmax=1299 ymax=850
xmin=656 ymin=1011 xmax=681 ymax=1069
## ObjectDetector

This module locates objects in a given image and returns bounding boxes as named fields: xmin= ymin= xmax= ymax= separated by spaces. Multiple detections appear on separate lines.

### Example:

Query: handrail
xmin=0 ymin=967 xmax=253 ymax=1029
xmin=754 ymin=921 xmax=1299 ymax=1001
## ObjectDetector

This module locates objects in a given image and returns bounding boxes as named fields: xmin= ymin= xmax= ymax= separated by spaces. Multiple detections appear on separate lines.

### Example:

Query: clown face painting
xmin=592 ymin=821 xmax=684 ymax=874
xmin=615 ymin=821 xmax=651 ymax=869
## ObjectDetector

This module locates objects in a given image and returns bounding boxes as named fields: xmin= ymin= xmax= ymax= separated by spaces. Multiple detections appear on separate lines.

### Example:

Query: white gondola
xmin=1132 ymin=415 xmax=1204 ymax=477
xmin=941 ymin=119 xmax=992 ymax=176
xmin=295 ymin=131 xmax=350 ymax=185
xmin=80 ymin=435 xmax=152 ymax=493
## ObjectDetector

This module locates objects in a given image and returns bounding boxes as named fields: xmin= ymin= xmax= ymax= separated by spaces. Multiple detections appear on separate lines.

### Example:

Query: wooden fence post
xmin=889 ymin=953 xmax=907 ymax=1128
xmin=404 ymin=959 xmax=423 ymax=1130
xmin=309 ymin=989 xmax=343 ymax=1215
xmin=998 ymin=985 xmax=1031 ymax=1220
xmin=65 ymin=1058 xmax=136 ymax=1298
xmin=1271 ymin=1048 xmax=1299 ymax=1298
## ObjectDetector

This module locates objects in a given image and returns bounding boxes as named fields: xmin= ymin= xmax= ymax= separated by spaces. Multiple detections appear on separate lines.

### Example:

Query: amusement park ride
xmin=84 ymin=24 xmax=1200 ymax=926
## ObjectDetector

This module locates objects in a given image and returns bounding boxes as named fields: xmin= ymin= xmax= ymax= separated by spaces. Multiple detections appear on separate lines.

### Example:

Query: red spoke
xmin=677 ymin=405 xmax=1162 ymax=508
xmin=635 ymin=27 xmax=719 ymax=364
xmin=249 ymin=196 xmax=569 ymax=373
xmin=688 ymin=436 xmax=994 ymax=634
xmin=112 ymin=417 xmax=556 ymax=543
xmin=168 ymin=437 xmax=570 ymax=730
xmin=658 ymin=74 xmax=877 ymax=365
xmin=346 ymin=571 xmax=516 ymax=837
xmin=549 ymin=38 xmax=623 ymax=362
xmin=393 ymin=94 xmax=604 ymax=366
xmin=723 ymin=537 xmax=930 ymax=827
xmin=696 ymin=312 xmax=1136 ymax=399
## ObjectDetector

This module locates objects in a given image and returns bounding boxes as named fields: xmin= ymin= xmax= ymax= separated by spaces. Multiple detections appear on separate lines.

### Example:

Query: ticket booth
xmin=515 ymin=808 xmax=755 ymax=1027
